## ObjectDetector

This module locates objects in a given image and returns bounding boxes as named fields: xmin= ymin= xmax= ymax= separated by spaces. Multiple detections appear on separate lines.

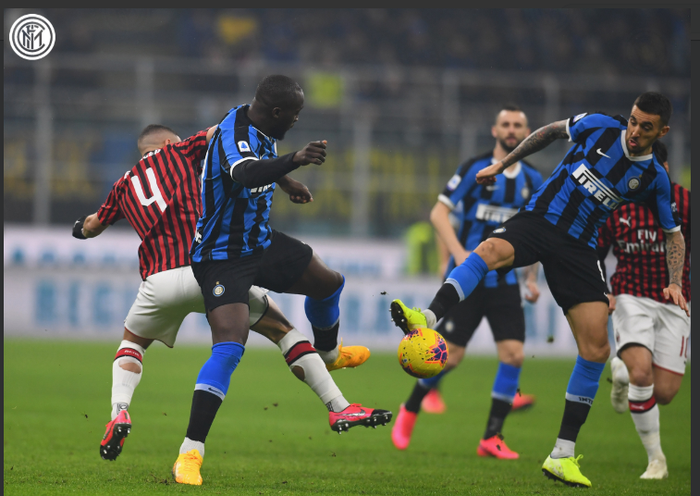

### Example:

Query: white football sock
xmin=111 ymin=340 xmax=146 ymax=420
xmin=628 ymin=383 xmax=664 ymax=462
xmin=424 ymin=309 xmax=437 ymax=329
xmin=278 ymin=329 xmax=349 ymax=411
xmin=550 ymin=438 xmax=576 ymax=459
xmin=180 ymin=437 xmax=205 ymax=456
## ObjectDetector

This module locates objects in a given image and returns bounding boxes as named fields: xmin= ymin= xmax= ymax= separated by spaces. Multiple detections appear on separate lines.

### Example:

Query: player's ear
xmin=491 ymin=126 xmax=497 ymax=139
xmin=657 ymin=125 xmax=670 ymax=139
xmin=272 ymin=106 xmax=282 ymax=119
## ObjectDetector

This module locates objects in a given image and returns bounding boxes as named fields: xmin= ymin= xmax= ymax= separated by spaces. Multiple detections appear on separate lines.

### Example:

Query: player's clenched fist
xmin=293 ymin=140 xmax=327 ymax=166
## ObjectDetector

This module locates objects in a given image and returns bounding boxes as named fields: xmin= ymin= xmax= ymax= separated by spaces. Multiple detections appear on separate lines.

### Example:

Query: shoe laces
xmin=572 ymin=454 xmax=584 ymax=467
xmin=180 ymin=451 xmax=202 ymax=465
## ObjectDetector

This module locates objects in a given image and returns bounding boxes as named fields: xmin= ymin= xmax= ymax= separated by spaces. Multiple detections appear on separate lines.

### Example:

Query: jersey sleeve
xmin=645 ymin=170 xmax=681 ymax=233
xmin=438 ymin=161 xmax=479 ymax=209
xmin=566 ymin=112 xmax=620 ymax=144
xmin=173 ymin=129 xmax=210 ymax=173
xmin=219 ymin=124 xmax=259 ymax=178
xmin=96 ymin=178 xmax=126 ymax=225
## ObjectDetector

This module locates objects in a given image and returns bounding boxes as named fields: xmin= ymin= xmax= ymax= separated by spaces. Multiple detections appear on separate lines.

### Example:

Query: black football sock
xmin=185 ymin=390 xmax=224 ymax=443
xmin=427 ymin=283 xmax=461 ymax=323
xmin=483 ymin=398 xmax=513 ymax=439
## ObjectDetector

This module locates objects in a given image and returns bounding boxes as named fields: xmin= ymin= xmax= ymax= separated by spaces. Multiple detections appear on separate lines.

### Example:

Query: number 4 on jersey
xmin=130 ymin=168 xmax=167 ymax=212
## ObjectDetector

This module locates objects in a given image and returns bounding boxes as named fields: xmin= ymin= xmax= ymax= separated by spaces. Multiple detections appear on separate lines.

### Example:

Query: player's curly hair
xmin=255 ymin=75 xmax=302 ymax=108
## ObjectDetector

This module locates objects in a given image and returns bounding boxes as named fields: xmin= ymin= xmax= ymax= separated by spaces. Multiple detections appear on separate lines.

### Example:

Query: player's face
xmin=492 ymin=110 xmax=530 ymax=153
xmin=271 ymin=90 xmax=304 ymax=140
xmin=625 ymin=105 xmax=669 ymax=156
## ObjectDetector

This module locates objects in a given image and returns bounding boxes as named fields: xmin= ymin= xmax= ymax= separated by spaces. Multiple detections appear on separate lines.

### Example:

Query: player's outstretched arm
xmin=72 ymin=213 xmax=108 ymax=239
xmin=476 ymin=120 xmax=568 ymax=184
xmin=662 ymin=230 xmax=689 ymax=316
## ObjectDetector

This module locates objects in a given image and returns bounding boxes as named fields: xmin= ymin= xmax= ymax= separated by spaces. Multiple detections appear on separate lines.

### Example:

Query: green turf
xmin=3 ymin=338 xmax=690 ymax=495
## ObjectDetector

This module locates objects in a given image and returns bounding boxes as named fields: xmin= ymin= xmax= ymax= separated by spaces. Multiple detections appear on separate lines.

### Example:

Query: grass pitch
xmin=3 ymin=338 xmax=690 ymax=495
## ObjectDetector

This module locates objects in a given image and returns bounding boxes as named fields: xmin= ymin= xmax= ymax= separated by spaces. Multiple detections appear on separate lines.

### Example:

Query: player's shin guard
xmin=305 ymin=275 xmax=345 ymax=353
xmin=185 ymin=342 xmax=245 ymax=444
xmin=484 ymin=362 xmax=520 ymax=439
xmin=111 ymin=340 xmax=146 ymax=419
xmin=628 ymin=384 xmax=663 ymax=462
xmin=278 ymin=329 xmax=349 ymax=412
xmin=552 ymin=356 xmax=605 ymax=459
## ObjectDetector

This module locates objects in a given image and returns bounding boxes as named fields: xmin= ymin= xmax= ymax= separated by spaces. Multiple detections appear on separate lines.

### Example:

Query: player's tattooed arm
xmin=500 ymin=120 xmax=568 ymax=169
xmin=664 ymin=230 xmax=685 ymax=288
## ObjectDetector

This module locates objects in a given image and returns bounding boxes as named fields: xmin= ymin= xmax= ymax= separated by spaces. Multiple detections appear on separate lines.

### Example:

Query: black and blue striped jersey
xmin=439 ymin=152 xmax=543 ymax=287
xmin=190 ymin=104 xmax=278 ymax=262
xmin=524 ymin=112 xmax=680 ymax=249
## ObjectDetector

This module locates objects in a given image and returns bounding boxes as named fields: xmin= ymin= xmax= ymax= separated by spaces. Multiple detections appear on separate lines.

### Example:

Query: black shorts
xmin=487 ymin=211 xmax=609 ymax=314
xmin=436 ymin=283 xmax=525 ymax=347
xmin=191 ymin=230 xmax=313 ymax=311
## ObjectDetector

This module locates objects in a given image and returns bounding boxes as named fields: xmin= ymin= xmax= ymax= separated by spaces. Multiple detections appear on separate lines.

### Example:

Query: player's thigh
xmin=541 ymin=237 xmax=609 ymax=315
xmin=650 ymin=299 xmax=690 ymax=378
xmin=255 ymin=230 xmax=333 ymax=296
xmin=191 ymin=258 xmax=258 ymax=312
xmin=612 ymin=294 xmax=655 ymax=357
xmin=124 ymin=266 xmax=203 ymax=348
xmin=435 ymin=287 xmax=486 ymax=348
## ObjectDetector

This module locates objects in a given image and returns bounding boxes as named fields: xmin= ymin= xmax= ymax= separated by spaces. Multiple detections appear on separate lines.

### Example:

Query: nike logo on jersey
xmin=596 ymin=148 xmax=611 ymax=159
xmin=619 ymin=217 xmax=631 ymax=227
xmin=572 ymin=164 xmax=621 ymax=209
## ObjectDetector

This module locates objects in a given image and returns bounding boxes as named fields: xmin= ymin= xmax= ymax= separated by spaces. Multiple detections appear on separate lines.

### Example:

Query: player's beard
xmin=498 ymin=137 xmax=521 ymax=153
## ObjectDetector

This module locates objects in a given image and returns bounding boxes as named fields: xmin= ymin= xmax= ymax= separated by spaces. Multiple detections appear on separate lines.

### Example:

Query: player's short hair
xmin=653 ymin=140 xmax=668 ymax=164
xmin=255 ymin=75 xmax=302 ymax=108
xmin=495 ymin=103 xmax=526 ymax=124
xmin=633 ymin=92 xmax=673 ymax=126
xmin=138 ymin=124 xmax=178 ymax=143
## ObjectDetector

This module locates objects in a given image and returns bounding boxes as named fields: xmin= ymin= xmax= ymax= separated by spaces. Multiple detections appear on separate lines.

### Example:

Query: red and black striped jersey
xmin=97 ymin=129 xmax=209 ymax=280
xmin=598 ymin=182 xmax=690 ymax=303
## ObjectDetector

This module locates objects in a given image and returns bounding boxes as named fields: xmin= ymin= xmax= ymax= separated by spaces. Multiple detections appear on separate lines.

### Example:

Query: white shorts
xmin=124 ymin=265 xmax=269 ymax=348
xmin=612 ymin=294 xmax=691 ymax=375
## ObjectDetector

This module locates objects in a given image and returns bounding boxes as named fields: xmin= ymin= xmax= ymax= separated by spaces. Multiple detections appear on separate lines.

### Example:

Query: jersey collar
xmin=620 ymin=132 xmax=653 ymax=162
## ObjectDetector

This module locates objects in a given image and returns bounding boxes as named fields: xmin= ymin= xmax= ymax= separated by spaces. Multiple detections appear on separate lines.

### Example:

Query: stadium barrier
xmin=3 ymin=225 xmax=636 ymax=357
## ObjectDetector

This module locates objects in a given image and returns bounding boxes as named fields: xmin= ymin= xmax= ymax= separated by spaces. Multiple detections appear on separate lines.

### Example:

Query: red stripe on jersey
xmin=628 ymin=396 xmax=656 ymax=413
xmin=115 ymin=347 xmax=143 ymax=363
xmin=284 ymin=341 xmax=317 ymax=366
xmin=598 ymin=183 xmax=691 ymax=303
xmin=96 ymin=130 xmax=209 ymax=280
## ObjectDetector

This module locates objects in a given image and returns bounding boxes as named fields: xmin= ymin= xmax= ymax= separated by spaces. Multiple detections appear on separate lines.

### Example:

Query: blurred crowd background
xmin=4 ymin=8 xmax=691 ymax=238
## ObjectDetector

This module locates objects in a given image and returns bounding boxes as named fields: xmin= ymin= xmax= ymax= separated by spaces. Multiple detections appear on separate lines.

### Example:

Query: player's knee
xmin=580 ymin=340 xmax=610 ymax=363
xmin=628 ymin=367 xmax=654 ymax=387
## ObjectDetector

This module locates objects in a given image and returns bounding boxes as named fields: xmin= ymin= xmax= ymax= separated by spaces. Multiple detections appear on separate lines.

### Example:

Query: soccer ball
xmin=397 ymin=327 xmax=449 ymax=379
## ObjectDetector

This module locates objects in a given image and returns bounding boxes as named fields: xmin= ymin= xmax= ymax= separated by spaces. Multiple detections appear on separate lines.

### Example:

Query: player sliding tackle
xmin=391 ymin=92 xmax=687 ymax=488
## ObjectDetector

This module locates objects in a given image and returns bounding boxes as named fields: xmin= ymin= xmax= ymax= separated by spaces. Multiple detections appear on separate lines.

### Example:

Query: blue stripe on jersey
xmin=191 ymin=105 xmax=278 ymax=262
xmin=524 ymin=113 xmax=678 ymax=249
xmin=441 ymin=152 xmax=543 ymax=288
